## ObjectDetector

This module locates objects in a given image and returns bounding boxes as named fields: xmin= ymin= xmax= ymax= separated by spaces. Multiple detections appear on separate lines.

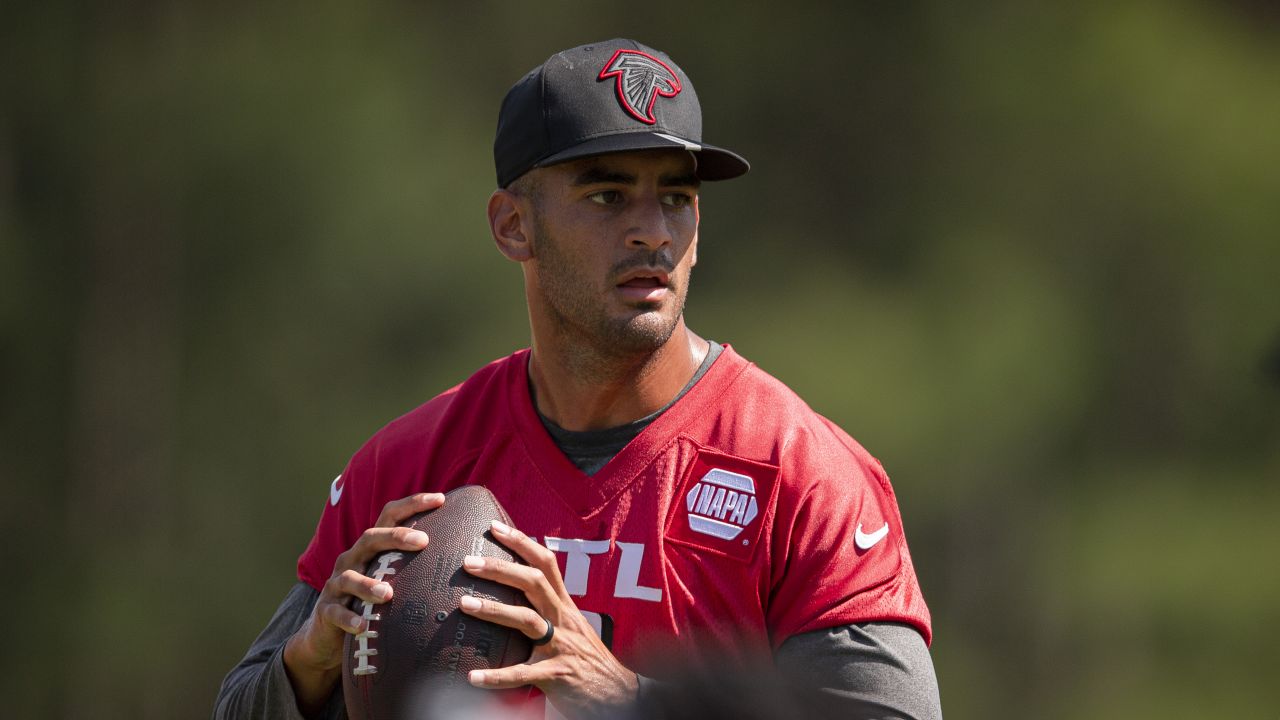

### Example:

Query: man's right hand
xmin=283 ymin=492 xmax=445 ymax=717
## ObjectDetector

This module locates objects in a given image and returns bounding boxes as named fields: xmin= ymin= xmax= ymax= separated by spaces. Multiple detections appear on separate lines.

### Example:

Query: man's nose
xmin=625 ymin=197 xmax=673 ymax=251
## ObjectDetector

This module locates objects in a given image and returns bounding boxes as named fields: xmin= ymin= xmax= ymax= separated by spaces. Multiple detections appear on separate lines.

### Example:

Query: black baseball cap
xmin=494 ymin=39 xmax=750 ymax=188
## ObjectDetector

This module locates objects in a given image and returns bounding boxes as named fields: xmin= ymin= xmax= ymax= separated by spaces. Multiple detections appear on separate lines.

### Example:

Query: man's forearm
xmin=214 ymin=583 xmax=342 ymax=720
xmin=282 ymin=629 xmax=345 ymax=719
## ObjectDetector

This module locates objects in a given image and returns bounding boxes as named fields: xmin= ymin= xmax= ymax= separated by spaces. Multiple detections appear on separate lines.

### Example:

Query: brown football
xmin=342 ymin=485 xmax=535 ymax=720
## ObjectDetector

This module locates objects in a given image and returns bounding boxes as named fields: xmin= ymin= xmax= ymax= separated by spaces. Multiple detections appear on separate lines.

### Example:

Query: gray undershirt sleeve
xmin=774 ymin=622 xmax=943 ymax=719
xmin=216 ymin=584 xmax=941 ymax=720
xmin=636 ymin=622 xmax=941 ymax=720
xmin=213 ymin=582 xmax=345 ymax=720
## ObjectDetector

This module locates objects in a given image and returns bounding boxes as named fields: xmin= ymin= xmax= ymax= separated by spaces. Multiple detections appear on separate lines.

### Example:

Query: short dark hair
xmin=507 ymin=172 xmax=542 ymax=206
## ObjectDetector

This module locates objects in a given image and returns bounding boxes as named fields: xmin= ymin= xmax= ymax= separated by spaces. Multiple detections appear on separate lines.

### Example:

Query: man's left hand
xmin=459 ymin=519 xmax=640 ymax=719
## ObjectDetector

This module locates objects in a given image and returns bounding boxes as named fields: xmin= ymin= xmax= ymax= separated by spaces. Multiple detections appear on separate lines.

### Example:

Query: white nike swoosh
xmin=329 ymin=475 xmax=344 ymax=506
xmin=854 ymin=521 xmax=889 ymax=550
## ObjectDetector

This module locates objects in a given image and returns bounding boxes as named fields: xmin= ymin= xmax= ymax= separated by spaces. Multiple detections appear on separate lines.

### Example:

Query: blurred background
xmin=3 ymin=1 xmax=1278 ymax=718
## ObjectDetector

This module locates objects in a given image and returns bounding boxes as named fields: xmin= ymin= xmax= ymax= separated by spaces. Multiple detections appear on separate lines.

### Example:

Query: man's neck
xmin=528 ymin=325 xmax=709 ymax=432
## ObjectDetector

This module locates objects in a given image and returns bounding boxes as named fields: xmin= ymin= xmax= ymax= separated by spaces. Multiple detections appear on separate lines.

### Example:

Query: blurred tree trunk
xmin=68 ymin=158 xmax=182 ymax=541
xmin=64 ymin=4 xmax=186 ymax=718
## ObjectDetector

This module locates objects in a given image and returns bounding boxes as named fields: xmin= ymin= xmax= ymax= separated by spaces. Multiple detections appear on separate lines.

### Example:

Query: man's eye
xmin=662 ymin=193 xmax=693 ymax=208
xmin=589 ymin=190 xmax=622 ymax=205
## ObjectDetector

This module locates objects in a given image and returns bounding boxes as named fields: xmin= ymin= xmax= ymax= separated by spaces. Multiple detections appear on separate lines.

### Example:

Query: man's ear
xmin=488 ymin=189 xmax=533 ymax=262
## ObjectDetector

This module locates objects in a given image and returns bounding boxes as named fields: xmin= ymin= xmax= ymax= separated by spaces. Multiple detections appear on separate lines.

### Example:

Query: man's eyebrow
xmin=660 ymin=172 xmax=701 ymax=188
xmin=571 ymin=167 xmax=636 ymax=186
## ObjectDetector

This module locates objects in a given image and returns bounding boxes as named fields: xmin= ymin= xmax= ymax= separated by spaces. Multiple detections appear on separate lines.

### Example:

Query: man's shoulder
xmin=714 ymin=346 xmax=852 ymax=438
xmin=296 ymin=352 xmax=528 ymax=590
xmin=359 ymin=350 xmax=527 ymax=455
xmin=711 ymin=346 xmax=885 ymax=478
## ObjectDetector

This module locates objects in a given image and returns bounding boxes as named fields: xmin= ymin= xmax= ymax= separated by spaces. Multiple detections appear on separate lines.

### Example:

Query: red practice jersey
xmin=298 ymin=346 xmax=931 ymax=676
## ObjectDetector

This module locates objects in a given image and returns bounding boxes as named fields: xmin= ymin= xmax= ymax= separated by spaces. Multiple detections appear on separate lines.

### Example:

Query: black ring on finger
xmin=531 ymin=616 xmax=554 ymax=646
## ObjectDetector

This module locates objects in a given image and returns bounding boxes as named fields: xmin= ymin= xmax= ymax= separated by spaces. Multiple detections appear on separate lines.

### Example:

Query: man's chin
xmin=601 ymin=311 xmax=681 ymax=355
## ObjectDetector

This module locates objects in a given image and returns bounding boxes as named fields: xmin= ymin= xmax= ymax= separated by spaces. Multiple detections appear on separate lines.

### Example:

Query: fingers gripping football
xmin=324 ymin=508 xmax=438 ymax=631
xmin=289 ymin=494 xmax=444 ymax=668
xmin=373 ymin=493 xmax=446 ymax=529
xmin=458 ymin=594 xmax=548 ymax=640
xmin=459 ymin=520 xmax=640 ymax=718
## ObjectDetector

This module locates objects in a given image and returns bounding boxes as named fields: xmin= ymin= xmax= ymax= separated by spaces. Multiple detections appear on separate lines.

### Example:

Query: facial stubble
xmin=530 ymin=214 xmax=689 ymax=373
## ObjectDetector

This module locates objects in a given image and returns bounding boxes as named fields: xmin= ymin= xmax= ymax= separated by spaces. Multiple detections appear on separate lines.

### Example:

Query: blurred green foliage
xmin=2 ymin=2 xmax=1277 ymax=718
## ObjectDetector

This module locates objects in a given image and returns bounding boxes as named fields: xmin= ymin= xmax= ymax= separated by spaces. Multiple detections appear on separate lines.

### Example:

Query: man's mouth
xmin=616 ymin=269 xmax=671 ymax=287
xmin=620 ymin=277 xmax=665 ymax=288
xmin=615 ymin=270 xmax=671 ymax=301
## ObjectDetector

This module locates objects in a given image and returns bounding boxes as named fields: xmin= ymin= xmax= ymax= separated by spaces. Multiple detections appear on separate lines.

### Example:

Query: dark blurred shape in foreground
xmin=628 ymin=663 xmax=846 ymax=720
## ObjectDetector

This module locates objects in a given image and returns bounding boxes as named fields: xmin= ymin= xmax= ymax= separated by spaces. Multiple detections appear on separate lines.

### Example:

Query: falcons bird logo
xmin=597 ymin=49 xmax=682 ymax=125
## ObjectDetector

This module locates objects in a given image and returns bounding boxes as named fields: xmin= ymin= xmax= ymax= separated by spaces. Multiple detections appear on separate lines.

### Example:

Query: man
xmin=215 ymin=39 xmax=942 ymax=719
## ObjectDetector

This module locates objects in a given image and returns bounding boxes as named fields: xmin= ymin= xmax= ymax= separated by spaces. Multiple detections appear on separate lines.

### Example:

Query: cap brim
xmin=535 ymin=132 xmax=749 ymax=181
